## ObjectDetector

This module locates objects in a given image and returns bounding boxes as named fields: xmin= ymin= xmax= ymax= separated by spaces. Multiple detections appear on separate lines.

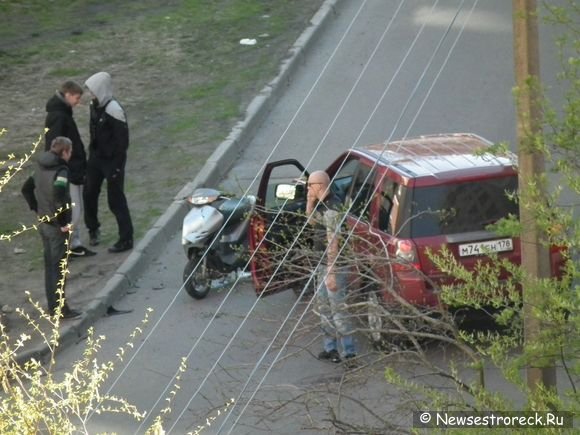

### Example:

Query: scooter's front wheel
xmin=183 ymin=254 xmax=211 ymax=300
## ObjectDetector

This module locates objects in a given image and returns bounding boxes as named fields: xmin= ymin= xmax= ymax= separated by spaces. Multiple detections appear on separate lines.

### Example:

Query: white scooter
xmin=181 ymin=188 xmax=255 ymax=299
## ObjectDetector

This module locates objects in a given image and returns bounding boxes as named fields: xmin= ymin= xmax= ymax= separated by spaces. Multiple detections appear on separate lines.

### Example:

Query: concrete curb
xmin=16 ymin=0 xmax=344 ymax=364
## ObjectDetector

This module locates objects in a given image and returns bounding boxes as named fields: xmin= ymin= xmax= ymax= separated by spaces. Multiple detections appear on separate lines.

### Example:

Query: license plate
xmin=458 ymin=238 xmax=513 ymax=257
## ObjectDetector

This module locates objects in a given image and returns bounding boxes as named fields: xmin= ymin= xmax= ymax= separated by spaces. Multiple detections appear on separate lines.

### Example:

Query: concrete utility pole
xmin=512 ymin=0 xmax=557 ymax=391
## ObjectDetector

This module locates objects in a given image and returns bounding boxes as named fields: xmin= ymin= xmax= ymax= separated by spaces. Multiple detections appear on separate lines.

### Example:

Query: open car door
xmin=249 ymin=159 xmax=310 ymax=297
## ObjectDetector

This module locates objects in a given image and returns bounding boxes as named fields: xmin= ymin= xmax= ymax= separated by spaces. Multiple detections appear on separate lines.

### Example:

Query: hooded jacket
xmin=84 ymin=72 xmax=129 ymax=172
xmin=22 ymin=151 xmax=72 ymax=227
xmin=45 ymin=91 xmax=87 ymax=184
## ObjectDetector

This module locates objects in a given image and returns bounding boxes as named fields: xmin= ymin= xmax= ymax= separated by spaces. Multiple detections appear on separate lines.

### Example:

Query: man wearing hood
xmin=22 ymin=136 xmax=82 ymax=319
xmin=84 ymin=71 xmax=134 ymax=253
xmin=45 ymin=80 xmax=96 ymax=258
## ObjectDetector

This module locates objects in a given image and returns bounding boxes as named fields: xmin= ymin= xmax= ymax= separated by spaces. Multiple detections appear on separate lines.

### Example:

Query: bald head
xmin=307 ymin=170 xmax=331 ymax=202
xmin=309 ymin=170 xmax=330 ymax=186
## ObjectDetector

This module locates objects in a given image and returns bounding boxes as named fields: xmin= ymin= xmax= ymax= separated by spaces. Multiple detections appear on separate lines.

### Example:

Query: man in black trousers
xmin=22 ymin=136 xmax=82 ymax=319
xmin=84 ymin=71 xmax=134 ymax=253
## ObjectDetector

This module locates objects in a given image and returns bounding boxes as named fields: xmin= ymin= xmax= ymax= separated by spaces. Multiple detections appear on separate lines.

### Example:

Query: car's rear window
xmin=409 ymin=177 xmax=519 ymax=237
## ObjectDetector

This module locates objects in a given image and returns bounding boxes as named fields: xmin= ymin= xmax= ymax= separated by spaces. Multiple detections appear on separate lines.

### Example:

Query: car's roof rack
xmin=357 ymin=133 xmax=516 ymax=178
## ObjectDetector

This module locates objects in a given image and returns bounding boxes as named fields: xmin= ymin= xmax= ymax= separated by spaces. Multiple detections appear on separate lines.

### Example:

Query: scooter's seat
xmin=218 ymin=197 xmax=253 ymax=224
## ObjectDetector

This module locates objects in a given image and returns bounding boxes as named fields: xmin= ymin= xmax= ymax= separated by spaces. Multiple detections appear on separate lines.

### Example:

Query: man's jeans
xmin=316 ymin=267 xmax=356 ymax=355
xmin=39 ymin=223 xmax=67 ymax=312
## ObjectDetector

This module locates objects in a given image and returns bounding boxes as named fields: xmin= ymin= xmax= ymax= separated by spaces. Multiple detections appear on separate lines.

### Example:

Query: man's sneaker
xmin=318 ymin=349 xmax=341 ymax=363
xmin=89 ymin=229 xmax=101 ymax=246
xmin=70 ymin=246 xmax=97 ymax=257
xmin=108 ymin=239 xmax=133 ymax=253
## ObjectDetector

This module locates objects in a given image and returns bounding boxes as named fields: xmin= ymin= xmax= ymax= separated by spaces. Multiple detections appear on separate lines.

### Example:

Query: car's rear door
xmin=249 ymin=159 xmax=309 ymax=296
xmin=408 ymin=175 xmax=522 ymax=286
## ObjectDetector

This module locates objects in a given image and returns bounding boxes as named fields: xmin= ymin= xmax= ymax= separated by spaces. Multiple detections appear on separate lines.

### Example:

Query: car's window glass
xmin=331 ymin=158 xmax=359 ymax=202
xmin=378 ymin=178 xmax=398 ymax=233
xmin=410 ymin=177 xmax=519 ymax=237
xmin=347 ymin=163 xmax=375 ymax=221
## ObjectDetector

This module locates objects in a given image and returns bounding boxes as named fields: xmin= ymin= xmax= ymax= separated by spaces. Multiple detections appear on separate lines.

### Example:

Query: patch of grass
xmin=216 ymin=0 xmax=265 ymax=21
xmin=0 ymin=47 xmax=41 ymax=66
xmin=137 ymin=53 xmax=167 ymax=67
xmin=166 ymin=115 xmax=201 ymax=136
xmin=67 ymin=29 xmax=103 ymax=45
xmin=0 ymin=146 xmax=29 ymax=157
xmin=179 ymin=82 xmax=241 ymax=125
xmin=132 ymin=208 xmax=163 ymax=240
xmin=264 ymin=11 xmax=289 ymax=35
xmin=184 ymin=81 xmax=230 ymax=100
xmin=212 ymin=98 xmax=240 ymax=122
xmin=47 ymin=67 xmax=87 ymax=78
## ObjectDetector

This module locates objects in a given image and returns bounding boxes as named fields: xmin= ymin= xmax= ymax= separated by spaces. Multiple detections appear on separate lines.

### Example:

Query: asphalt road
xmin=54 ymin=1 xmax=572 ymax=433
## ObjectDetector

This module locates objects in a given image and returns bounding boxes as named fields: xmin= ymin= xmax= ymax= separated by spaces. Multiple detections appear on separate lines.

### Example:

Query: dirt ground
xmin=0 ymin=0 xmax=324 ymax=334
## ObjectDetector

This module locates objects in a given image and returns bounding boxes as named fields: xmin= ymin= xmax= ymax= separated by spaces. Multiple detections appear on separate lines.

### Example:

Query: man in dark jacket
xmin=84 ymin=71 xmax=134 ymax=253
xmin=22 ymin=137 xmax=82 ymax=319
xmin=45 ymin=80 xmax=96 ymax=258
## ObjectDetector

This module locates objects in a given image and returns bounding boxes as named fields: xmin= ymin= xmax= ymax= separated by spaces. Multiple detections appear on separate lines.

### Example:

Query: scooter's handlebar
xmin=187 ymin=188 xmax=256 ymax=207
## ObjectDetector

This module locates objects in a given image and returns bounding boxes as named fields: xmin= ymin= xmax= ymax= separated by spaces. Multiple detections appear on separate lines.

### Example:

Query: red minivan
xmin=248 ymin=133 xmax=565 ymax=336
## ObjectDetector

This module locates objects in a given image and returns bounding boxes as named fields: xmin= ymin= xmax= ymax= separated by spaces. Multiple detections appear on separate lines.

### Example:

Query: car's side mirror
xmin=275 ymin=183 xmax=298 ymax=200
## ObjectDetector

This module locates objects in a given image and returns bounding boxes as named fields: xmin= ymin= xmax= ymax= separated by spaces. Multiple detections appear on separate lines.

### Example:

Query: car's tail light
xmin=394 ymin=239 xmax=420 ymax=270
xmin=549 ymin=244 xmax=567 ymax=278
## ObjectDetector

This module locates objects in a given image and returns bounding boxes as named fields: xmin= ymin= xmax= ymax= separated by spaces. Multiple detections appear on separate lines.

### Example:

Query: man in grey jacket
xmin=22 ymin=136 xmax=82 ymax=319
xmin=84 ymin=71 xmax=134 ymax=253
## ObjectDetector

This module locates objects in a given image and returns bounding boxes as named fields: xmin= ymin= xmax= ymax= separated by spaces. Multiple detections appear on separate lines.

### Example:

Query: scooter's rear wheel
xmin=183 ymin=254 xmax=211 ymax=300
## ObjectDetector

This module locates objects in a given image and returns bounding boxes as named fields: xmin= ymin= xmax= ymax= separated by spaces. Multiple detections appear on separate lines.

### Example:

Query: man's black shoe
xmin=318 ymin=349 xmax=341 ymax=363
xmin=89 ymin=229 xmax=101 ymax=246
xmin=51 ymin=306 xmax=82 ymax=320
xmin=62 ymin=308 xmax=82 ymax=320
xmin=108 ymin=239 xmax=133 ymax=253
xmin=70 ymin=246 xmax=97 ymax=257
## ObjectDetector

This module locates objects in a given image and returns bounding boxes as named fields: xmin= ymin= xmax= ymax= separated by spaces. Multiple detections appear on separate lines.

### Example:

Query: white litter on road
xmin=239 ymin=38 xmax=257 ymax=46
